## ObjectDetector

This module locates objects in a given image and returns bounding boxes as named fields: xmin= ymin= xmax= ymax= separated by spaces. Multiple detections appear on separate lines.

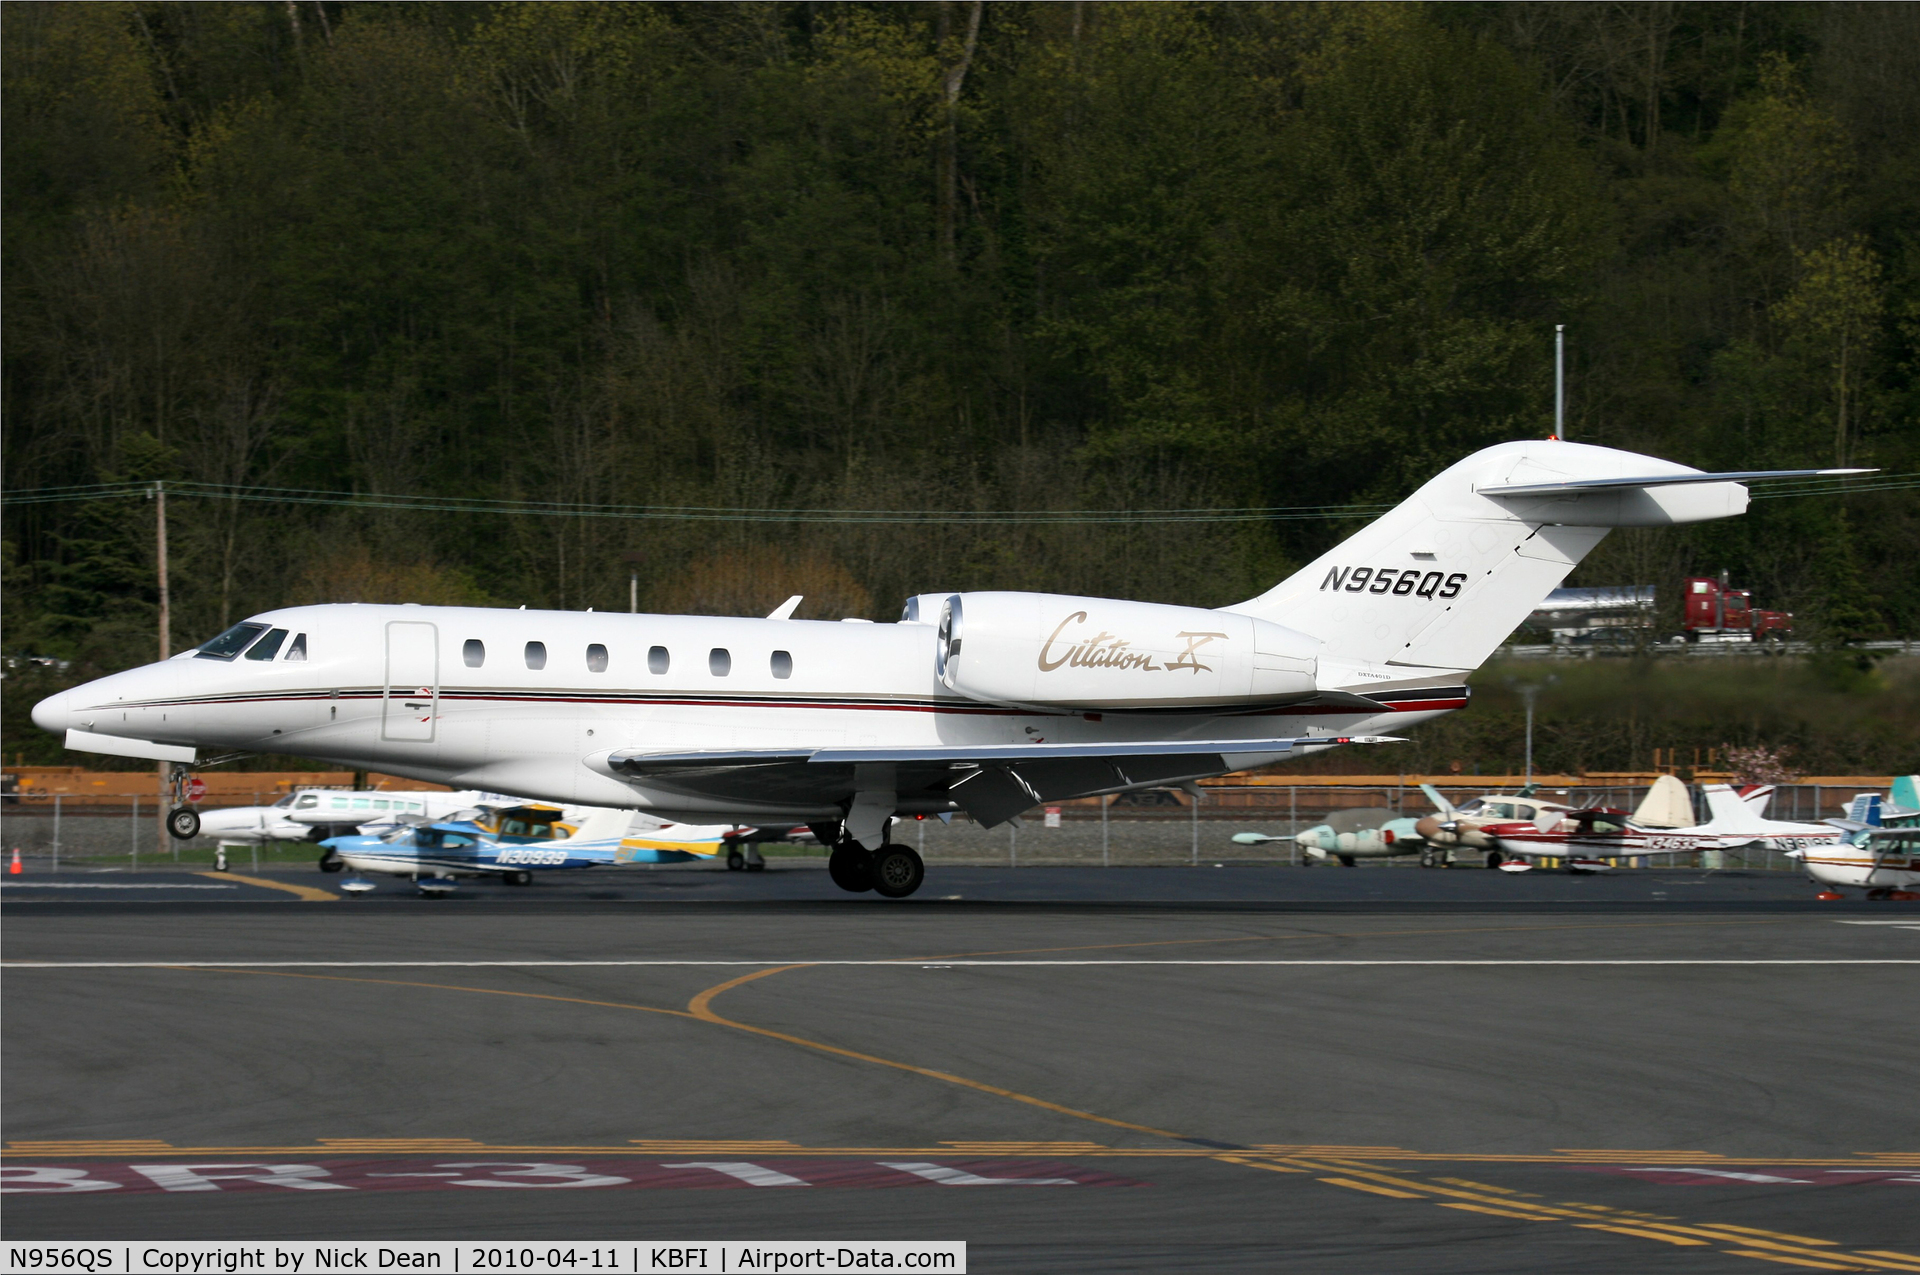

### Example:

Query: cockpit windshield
xmin=272 ymin=793 xmax=296 ymax=808
xmin=245 ymin=629 xmax=290 ymax=661
xmin=195 ymin=622 xmax=269 ymax=661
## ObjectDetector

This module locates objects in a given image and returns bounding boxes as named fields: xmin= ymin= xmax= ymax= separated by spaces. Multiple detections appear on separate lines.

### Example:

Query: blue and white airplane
xmin=322 ymin=805 xmax=742 ymax=887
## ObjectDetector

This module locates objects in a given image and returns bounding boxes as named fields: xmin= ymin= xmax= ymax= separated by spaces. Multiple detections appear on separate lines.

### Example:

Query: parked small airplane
xmin=323 ymin=805 xmax=733 ymax=890
xmin=193 ymin=793 xmax=308 ymax=846
xmin=1480 ymin=782 xmax=1842 ymax=873
xmin=36 ymin=441 xmax=1860 ymax=899
xmin=1412 ymin=785 xmax=1581 ymax=867
xmin=1233 ymin=810 xmax=1438 ymax=867
xmin=1795 ymin=790 xmax=1920 ymax=900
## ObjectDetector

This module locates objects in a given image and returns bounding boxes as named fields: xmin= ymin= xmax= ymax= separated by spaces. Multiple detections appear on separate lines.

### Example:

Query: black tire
xmin=828 ymin=844 xmax=874 ymax=893
xmin=214 ymin=850 xmax=228 ymax=872
xmin=505 ymin=870 xmax=533 ymax=886
xmin=166 ymin=806 xmax=201 ymax=841
xmin=726 ymin=849 xmax=745 ymax=871
xmin=1485 ymin=850 xmax=1504 ymax=870
xmin=746 ymin=860 xmax=766 ymax=873
xmin=317 ymin=850 xmax=343 ymax=873
xmin=870 ymin=846 xmax=925 ymax=899
xmin=1337 ymin=854 xmax=1357 ymax=868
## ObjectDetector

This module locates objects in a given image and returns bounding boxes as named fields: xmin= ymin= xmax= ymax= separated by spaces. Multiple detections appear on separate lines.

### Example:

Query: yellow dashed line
xmin=1577 ymin=1223 xmax=1710 ymax=1246
xmin=1440 ymin=1202 xmax=1560 ymax=1221
xmin=1722 ymin=1253 xmax=1863 ymax=1271
xmin=1320 ymin=1177 xmax=1427 ymax=1200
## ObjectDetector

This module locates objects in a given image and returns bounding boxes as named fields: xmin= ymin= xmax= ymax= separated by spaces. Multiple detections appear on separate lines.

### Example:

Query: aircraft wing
xmin=600 ymin=735 xmax=1401 ymax=828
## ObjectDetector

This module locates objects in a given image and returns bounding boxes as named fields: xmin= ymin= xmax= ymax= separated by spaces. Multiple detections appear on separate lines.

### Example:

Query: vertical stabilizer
xmin=564 ymin=805 xmax=639 ymax=842
xmin=1223 ymin=440 xmax=1751 ymax=674
xmin=1700 ymin=783 xmax=1759 ymax=828
xmin=1632 ymin=775 xmax=1696 ymax=828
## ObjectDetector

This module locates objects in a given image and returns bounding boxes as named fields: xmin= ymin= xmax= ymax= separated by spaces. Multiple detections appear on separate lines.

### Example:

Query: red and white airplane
xmin=1481 ymin=782 xmax=1842 ymax=873
xmin=31 ymin=441 xmax=1860 ymax=898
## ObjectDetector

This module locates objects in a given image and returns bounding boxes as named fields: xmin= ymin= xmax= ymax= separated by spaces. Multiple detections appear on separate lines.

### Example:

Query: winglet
xmin=767 ymin=595 xmax=804 ymax=620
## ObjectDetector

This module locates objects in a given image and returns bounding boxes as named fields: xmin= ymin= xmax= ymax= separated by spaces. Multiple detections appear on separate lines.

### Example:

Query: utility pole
xmin=1555 ymin=324 xmax=1566 ymax=440
xmin=153 ymin=483 xmax=172 ymax=856
xmin=154 ymin=482 xmax=170 ymax=659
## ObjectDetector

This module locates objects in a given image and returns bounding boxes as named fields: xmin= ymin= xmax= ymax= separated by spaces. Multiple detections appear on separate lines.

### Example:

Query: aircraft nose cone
xmin=31 ymin=689 xmax=72 ymax=735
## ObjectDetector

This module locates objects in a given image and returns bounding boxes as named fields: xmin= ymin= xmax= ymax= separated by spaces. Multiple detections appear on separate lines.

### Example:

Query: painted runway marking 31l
xmin=0 ymin=1159 xmax=1142 ymax=1193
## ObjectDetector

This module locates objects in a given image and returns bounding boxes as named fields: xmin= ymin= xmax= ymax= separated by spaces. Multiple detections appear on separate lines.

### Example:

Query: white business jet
xmin=32 ymin=441 xmax=1860 ymax=898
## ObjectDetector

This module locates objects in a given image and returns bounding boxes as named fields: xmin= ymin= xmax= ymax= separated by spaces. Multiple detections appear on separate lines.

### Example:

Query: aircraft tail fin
xmin=1700 ymin=783 xmax=1761 ymax=829
xmin=1223 ymin=440 xmax=1760 ymax=674
xmin=1632 ymin=775 xmax=1696 ymax=828
xmin=1739 ymin=785 xmax=1776 ymax=817
xmin=564 ymin=805 xmax=639 ymax=842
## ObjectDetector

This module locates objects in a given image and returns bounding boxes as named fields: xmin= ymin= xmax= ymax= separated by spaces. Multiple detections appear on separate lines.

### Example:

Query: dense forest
xmin=4 ymin=2 xmax=1918 ymax=767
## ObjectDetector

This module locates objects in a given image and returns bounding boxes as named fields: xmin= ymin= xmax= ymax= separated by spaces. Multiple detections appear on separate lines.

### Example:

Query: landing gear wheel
xmin=505 ymin=870 xmax=533 ymax=886
xmin=726 ymin=849 xmax=746 ymax=871
xmin=746 ymin=859 xmax=766 ymax=873
xmin=1867 ymin=887 xmax=1892 ymax=901
xmin=828 ymin=844 xmax=874 ymax=893
xmin=317 ymin=850 xmax=343 ymax=873
xmin=166 ymin=806 xmax=200 ymax=841
xmin=1485 ymin=850 xmax=1504 ymax=870
xmin=1337 ymin=854 xmax=1357 ymax=868
xmin=214 ymin=849 xmax=229 ymax=872
xmin=870 ymin=846 xmax=925 ymax=899
xmin=1419 ymin=850 xmax=1436 ymax=869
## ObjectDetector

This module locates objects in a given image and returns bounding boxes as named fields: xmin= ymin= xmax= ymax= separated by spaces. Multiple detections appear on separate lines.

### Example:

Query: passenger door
xmin=382 ymin=621 xmax=439 ymax=742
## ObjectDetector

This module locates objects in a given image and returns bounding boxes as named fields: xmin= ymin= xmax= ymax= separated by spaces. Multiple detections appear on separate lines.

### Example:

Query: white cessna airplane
xmin=32 ymin=440 xmax=1859 ymax=898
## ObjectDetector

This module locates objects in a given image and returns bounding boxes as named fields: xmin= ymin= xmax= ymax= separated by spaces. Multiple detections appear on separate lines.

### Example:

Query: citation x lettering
xmin=32 ymin=441 xmax=1865 ymax=898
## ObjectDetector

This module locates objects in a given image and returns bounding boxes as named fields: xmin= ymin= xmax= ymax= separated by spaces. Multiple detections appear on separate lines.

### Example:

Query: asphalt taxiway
xmin=4 ymin=870 xmax=1916 ymax=1272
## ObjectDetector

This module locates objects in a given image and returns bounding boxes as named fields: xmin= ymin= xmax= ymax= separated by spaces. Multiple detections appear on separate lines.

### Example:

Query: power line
xmin=3 ymin=472 xmax=1909 ymax=524
xmin=0 ymin=480 xmax=1395 ymax=525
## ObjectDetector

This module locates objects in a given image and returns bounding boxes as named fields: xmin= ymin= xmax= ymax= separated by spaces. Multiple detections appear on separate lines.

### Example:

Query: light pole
xmin=1507 ymin=675 xmax=1558 ymax=787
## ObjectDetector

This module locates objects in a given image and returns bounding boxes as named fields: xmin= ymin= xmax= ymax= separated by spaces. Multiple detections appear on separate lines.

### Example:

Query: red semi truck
xmin=1683 ymin=573 xmax=1792 ymax=642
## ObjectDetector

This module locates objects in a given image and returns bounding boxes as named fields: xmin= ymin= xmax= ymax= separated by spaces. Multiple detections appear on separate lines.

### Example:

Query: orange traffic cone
xmin=8 ymin=847 xmax=21 ymax=875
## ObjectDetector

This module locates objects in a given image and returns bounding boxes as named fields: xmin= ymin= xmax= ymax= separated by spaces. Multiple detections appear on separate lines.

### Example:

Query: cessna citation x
xmin=32 ymin=441 xmax=1862 ymax=898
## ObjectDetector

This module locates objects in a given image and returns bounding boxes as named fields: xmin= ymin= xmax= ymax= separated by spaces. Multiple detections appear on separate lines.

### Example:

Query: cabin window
xmin=710 ymin=648 xmax=732 ymax=676
xmin=245 ymin=628 xmax=289 ymax=661
xmin=295 ymin=794 xmax=318 ymax=810
xmin=648 ymin=646 xmax=670 ymax=675
xmin=586 ymin=643 xmax=609 ymax=673
xmin=771 ymin=650 xmax=793 ymax=679
xmin=463 ymin=639 xmax=485 ymax=668
xmin=351 ymin=797 xmax=370 ymax=810
xmin=525 ymin=641 xmax=547 ymax=670
xmin=328 ymin=797 xmax=348 ymax=810
xmin=195 ymin=621 xmax=268 ymax=661
xmin=285 ymin=633 xmax=308 ymax=661
xmin=372 ymin=799 xmax=390 ymax=811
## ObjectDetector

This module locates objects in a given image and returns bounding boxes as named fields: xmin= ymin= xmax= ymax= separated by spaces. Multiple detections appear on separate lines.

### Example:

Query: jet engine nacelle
xmin=934 ymin=592 xmax=1319 ymax=710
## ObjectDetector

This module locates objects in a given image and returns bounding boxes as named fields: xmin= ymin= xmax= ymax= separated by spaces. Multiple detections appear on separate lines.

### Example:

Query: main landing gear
xmin=819 ymin=822 xmax=925 ymax=899
xmin=317 ymin=849 xmax=344 ymax=873
xmin=726 ymin=844 xmax=767 ymax=872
